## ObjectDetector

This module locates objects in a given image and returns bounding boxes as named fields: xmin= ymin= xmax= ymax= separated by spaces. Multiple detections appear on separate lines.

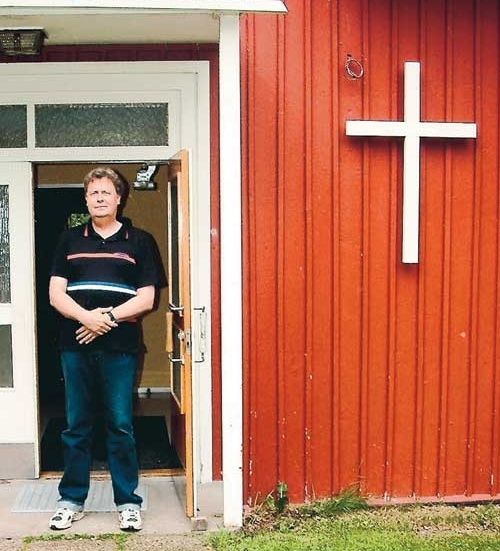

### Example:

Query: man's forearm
xmin=108 ymin=286 xmax=155 ymax=322
xmin=49 ymin=287 xmax=91 ymax=325
xmin=49 ymin=278 xmax=116 ymax=334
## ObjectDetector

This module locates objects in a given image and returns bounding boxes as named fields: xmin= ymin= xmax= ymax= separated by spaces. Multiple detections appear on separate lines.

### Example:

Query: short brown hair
xmin=83 ymin=167 xmax=127 ymax=197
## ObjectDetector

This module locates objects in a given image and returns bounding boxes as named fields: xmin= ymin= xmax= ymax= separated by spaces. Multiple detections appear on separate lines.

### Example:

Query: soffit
xmin=0 ymin=1 xmax=286 ymax=44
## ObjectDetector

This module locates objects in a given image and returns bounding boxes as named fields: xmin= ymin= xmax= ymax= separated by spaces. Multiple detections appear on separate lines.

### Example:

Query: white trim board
xmin=0 ymin=1 xmax=287 ymax=14
xmin=219 ymin=14 xmax=243 ymax=529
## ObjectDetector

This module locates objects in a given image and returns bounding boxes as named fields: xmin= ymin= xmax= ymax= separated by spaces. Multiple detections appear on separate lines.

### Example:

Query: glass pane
xmin=0 ymin=325 xmax=13 ymax=387
xmin=35 ymin=103 xmax=169 ymax=148
xmin=0 ymin=186 xmax=10 ymax=303
xmin=172 ymin=330 xmax=182 ymax=405
xmin=0 ymin=105 xmax=27 ymax=148
xmin=169 ymin=180 xmax=180 ymax=307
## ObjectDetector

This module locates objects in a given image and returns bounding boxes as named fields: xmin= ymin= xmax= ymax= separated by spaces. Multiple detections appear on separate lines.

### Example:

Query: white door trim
xmin=219 ymin=14 xmax=243 ymax=528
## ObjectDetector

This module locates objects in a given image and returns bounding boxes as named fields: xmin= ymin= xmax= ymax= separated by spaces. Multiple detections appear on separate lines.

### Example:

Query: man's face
xmin=85 ymin=177 xmax=121 ymax=220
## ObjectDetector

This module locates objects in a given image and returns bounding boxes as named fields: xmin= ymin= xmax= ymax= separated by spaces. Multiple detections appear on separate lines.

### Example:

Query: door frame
xmin=0 ymin=59 xmax=216 ymax=514
xmin=0 ymin=12 xmax=267 ymax=529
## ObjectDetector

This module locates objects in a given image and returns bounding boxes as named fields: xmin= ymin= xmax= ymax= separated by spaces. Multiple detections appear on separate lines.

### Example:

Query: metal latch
xmin=193 ymin=306 xmax=207 ymax=363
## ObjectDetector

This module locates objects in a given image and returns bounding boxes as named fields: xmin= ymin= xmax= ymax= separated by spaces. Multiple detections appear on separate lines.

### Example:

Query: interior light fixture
xmin=0 ymin=27 xmax=46 ymax=56
xmin=133 ymin=163 xmax=158 ymax=190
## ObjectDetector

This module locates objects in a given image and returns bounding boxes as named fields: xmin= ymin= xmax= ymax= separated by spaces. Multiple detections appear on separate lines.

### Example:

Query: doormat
xmin=41 ymin=416 xmax=182 ymax=471
xmin=11 ymin=479 xmax=148 ymax=512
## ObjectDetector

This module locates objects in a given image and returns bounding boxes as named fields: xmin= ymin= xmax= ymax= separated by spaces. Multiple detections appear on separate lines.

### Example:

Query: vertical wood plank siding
xmin=241 ymin=0 xmax=500 ymax=503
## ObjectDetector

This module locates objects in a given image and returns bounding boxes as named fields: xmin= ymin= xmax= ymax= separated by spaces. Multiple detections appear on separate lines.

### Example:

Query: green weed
xmin=212 ymin=494 xmax=500 ymax=551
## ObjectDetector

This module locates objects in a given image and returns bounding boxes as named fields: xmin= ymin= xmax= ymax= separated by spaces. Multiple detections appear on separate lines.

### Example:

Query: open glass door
xmin=0 ymin=163 xmax=38 ymax=475
xmin=165 ymin=149 xmax=197 ymax=517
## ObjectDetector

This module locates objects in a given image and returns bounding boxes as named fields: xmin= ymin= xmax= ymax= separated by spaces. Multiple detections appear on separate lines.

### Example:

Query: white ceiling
xmin=0 ymin=12 xmax=220 ymax=44
xmin=0 ymin=1 xmax=287 ymax=45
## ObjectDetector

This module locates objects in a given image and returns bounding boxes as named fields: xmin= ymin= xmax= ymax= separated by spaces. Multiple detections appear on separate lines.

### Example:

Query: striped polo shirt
xmin=51 ymin=219 xmax=165 ymax=352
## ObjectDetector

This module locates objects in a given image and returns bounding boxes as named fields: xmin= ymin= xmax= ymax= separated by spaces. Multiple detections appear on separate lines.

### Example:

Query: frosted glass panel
xmin=0 ymin=186 xmax=10 ymax=303
xmin=0 ymin=106 xmax=27 ymax=148
xmin=0 ymin=325 xmax=13 ymax=387
xmin=35 ymin=103 xmax=169 ymax=147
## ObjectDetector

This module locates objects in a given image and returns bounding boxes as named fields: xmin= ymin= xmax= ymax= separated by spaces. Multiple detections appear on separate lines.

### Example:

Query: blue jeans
xmin=58 ymin=350 xmax=142 ymax=510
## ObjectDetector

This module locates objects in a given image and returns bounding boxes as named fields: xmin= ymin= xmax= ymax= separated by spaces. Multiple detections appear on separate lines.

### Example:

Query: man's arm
xmin=107 ymin=285 xmax=156 ymax=321
xmin=49 ymin=275 xmax=116 ymax=335
xmin=74 ymin=285 xmax=156 ymax=345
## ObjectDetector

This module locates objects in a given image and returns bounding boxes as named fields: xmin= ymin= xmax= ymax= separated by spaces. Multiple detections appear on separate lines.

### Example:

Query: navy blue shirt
xmin=51 ymin=219 xmax=164 ymax=352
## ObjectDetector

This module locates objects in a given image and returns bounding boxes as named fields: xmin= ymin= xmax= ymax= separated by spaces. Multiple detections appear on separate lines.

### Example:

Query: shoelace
xmin=123 ymin=509 xmax=140 ymax=522
xmin=53 ymin=508 xmax=70 ymax=519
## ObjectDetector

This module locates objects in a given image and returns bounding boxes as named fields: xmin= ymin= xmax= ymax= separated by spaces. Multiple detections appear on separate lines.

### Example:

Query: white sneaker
xmin=119 ymin=508 xmax=143 ymax=531
xmin=49 ymin=507 xmax=84 ymax=530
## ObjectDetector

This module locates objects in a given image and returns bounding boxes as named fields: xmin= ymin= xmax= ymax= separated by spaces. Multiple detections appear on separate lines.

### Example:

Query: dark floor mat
xmin=41 ymin=415 xmax=182 ymax=471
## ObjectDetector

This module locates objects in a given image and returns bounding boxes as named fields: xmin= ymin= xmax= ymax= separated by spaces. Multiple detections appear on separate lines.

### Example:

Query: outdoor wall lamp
xmin=0 ymin=27 xmax=46 ymax=56
xmin=133 ymin=163 xmax=158 ymax=190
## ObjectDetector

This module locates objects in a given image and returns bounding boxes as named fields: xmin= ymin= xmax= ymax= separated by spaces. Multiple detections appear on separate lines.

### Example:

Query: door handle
xmin=165 ymin=312 xmax=173 ymax=353
xmin=166 ymin=312 xmax=185 ymax=363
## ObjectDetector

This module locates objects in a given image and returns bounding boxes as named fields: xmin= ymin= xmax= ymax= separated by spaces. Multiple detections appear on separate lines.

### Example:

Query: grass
xmin=210 ymin=490 xmax=500 ymax=551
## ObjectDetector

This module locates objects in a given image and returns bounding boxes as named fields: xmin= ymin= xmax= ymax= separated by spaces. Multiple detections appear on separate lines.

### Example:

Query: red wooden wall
xmin=241 ymin=0 xmax=500 ymax=504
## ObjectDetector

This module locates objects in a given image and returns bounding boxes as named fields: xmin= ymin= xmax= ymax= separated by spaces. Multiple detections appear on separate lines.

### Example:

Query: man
xmin=48 ymin=167 xmax=164 ymax=531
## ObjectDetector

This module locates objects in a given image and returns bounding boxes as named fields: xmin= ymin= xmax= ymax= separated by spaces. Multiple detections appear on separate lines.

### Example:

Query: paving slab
xmin=25 ymin=538 xmax=117 ymax=551
xmin=0 ymin=538 xmax=24 ymax=551
xmin=123 ymin=534 xmax=211 ymax=550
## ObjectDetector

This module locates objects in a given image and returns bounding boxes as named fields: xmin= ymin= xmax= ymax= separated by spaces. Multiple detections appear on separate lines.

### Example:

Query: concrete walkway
xmin=0 ymin=476 xmax=225 ymax=550
xmin=0 ymin=534 xmax=212 ymax=551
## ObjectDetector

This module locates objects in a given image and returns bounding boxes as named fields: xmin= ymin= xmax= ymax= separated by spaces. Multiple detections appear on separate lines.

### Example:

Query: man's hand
xmin=75 ymin=325 xmax=99 ymax=345
xmin=79 ymin=307 xmax=117 ymax=334
xmin=75 ymin=307 xmax=118 ymax=345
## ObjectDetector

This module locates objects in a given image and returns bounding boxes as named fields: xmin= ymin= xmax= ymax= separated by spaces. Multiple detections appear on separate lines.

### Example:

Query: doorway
xmin=35 ymin=162 xmax=183 ymax=475
xmin=0 ymin=60 xmax=217 ymax=521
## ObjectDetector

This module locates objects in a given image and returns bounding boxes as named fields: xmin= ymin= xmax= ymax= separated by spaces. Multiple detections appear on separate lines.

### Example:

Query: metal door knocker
xmin=345 ymin=54 xmax=364 ymax=79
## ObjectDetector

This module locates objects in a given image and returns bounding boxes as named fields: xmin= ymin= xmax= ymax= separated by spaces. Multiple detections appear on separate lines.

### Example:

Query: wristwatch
xmin=107 ymin=311 xmax=117 ymax=323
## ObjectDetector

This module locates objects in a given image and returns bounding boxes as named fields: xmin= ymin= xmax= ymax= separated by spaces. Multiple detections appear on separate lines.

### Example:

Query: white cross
xmin=346 ymin=61 xmax=477 ymax=264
